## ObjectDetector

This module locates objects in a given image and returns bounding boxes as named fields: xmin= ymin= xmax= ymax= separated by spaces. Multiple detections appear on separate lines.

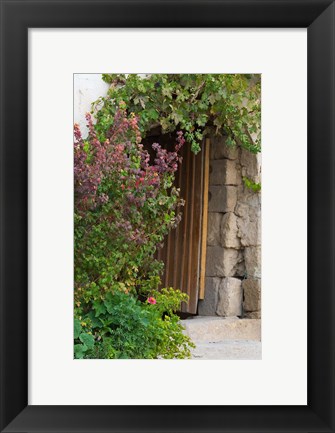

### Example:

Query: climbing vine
xmin=243 ymin=176 xmax=261 ymax=192
xmin=92 ymin=74 xmax=261 ymax=155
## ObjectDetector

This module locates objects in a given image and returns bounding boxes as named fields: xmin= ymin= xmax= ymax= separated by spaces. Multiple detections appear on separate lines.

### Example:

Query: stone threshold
xmin=181 ymin=316 xmax=261 ymax=343
xmin=191 ymin=340 xmax=262 ymax=360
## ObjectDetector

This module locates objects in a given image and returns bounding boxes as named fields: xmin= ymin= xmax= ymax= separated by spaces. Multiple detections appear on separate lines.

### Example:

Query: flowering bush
xmin=74 ymin=105 xmax=194 ymax=358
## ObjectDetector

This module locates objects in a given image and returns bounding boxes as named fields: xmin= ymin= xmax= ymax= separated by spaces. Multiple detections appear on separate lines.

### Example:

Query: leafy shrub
xmin=74 ymin=104 xmax=194 ymax=359
xmin=75 ymin=289 xmax=194 ymax=359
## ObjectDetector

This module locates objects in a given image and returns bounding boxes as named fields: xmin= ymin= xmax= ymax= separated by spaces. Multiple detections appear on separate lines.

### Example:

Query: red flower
xmin=147 ymin=297 xmax=157 ymax=305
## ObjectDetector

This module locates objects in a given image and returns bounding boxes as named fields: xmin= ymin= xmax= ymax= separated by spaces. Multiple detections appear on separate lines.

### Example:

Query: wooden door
xmin=156 ymin=139 xmax=209 ymax=314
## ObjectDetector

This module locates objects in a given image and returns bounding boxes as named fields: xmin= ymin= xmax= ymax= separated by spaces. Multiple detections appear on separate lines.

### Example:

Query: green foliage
xmin=242 ymin=176 xmax=261 ymax=192
xmin=95 ymin=74 xmax=261 ymax=154
xmin=74 ymin=319 xmax=96 ymax=359
xmin=75 ymin=289 xmax=194 ymax=359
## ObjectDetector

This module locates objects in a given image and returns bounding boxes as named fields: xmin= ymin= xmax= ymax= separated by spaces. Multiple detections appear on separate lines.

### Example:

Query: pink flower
xmin=147 ymin=297 xmax=157 ymax=305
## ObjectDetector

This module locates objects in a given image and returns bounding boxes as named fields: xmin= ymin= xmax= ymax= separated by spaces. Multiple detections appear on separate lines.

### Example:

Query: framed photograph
xmin=1 ymin=0 xmax=334 ymax=432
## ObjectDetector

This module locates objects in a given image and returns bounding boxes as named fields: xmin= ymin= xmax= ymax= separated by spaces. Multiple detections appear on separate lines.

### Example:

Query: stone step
xmin=191 ymin=340 xmax=262 ymax=360
xmin=181 ymin=316 xmax=261 ymax=343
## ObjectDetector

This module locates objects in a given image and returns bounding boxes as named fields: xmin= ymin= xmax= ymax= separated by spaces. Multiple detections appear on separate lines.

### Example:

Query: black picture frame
xmin=1 ymin=0 xmax=334 ymax=432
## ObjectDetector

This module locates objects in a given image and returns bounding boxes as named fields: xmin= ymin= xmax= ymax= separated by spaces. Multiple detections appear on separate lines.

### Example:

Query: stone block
xmin=242 ymin=278 xmax=261 ymax=312
xmin=209 ymin=186 xmax=237 ymax=213
xmin=210 ymin=160 xmax=224 ymax=185
xmin=216 ymin=277 xmax=242 ymax=317
xmin=235 ymin=202 xmax=261 ymax=246
xmin=207 ymin=213 xmax=223 ymax=246
xmin=235 ymin=260 xmax=246 ymax=278
xmin=210 ymin=135 xmax=239 ymax=160
xmin=198 ymin=277 xmax=220 ymax=316
xmin=205 ymin=246 xmax=224 ymax=276
xmin=220 ymin=212 xmax=241 ymax=249
xmin=206 ymin=246 xmax=243 ymax=277
xmin=237 ymin=185 xmax=261 ymax=208
xmin=210 ymin=159 xmax=239 ymax=186
xmin=244 ymin=246 xmax=261 ymax=278
xmin=245 ymin=311 xmax=261 ymax=319
xmin=241 ymin=148 xmax=261 ymax=183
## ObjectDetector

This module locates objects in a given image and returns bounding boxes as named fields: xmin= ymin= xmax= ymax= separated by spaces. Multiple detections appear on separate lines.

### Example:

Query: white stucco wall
xmin=74 ymin=74 xmax=109 ymax=137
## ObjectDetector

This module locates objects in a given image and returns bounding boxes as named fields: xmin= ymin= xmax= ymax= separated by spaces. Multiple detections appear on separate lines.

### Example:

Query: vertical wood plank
xmin=179 ymin=144 xmax=190 ymax=298
xmin=172 ymin=155 xmax=183 ymax=290
xmin=187 ymin=143 xmax=204 ymax=312
xmin=184 ymin=150 xmax=196 ymax=312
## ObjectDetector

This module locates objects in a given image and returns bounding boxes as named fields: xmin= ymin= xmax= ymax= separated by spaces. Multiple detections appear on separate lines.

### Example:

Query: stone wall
xmin=198 ymin=135 xmax=261 ymax=319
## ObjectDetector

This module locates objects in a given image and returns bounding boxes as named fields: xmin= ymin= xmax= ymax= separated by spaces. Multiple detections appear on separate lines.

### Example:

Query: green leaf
xmin=160 ymin=117 xmax=171 ymax=132
xmin=170 ymin=111 xmax=183 ymax=125
xmin=226 ymin=136 xmax=236 ymax=147
xmin=93 ymin=300 xmax=106 ymax=317
xmin=162 ymin=85 xmax=172 ymax=99
xmin=74 ymin=318 xmax=81 ymax=339
xmin=74 ymin=344 xmax=88 ymax=359
xmin=87 ymin=310 xmax=103 ymax=328
xmin=148 ymin=108 xmax=159 ymax=121
xmin=140 ymin=317 xmax=149 ymax=327
xmin=79 ymin=333 xmax=95 ymax=350
xmin=191 ymin=142 xmax=201 ymax=154
xmin=242 ymin=176 xmax=261 ymax=192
